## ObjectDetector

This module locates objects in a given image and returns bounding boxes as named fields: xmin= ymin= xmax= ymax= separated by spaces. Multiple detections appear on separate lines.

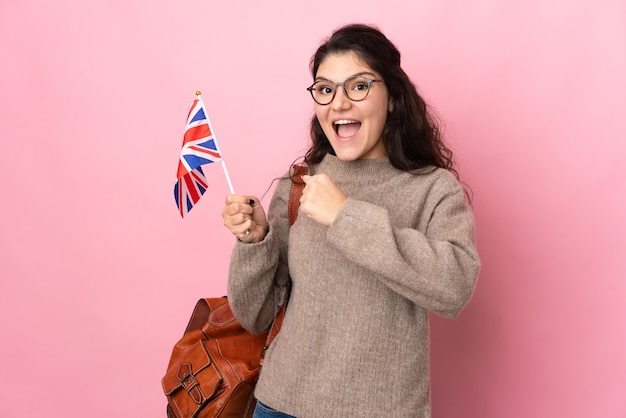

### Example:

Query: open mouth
xmin=334 ymin=119 xmax=361 ymax=138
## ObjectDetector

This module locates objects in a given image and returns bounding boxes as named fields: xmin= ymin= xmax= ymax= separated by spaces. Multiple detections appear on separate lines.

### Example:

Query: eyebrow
xmin=314 ymin=71 xmax=378 ymax=82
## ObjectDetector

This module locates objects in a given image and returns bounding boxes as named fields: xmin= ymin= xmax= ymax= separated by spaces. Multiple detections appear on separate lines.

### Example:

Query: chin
xmin=332 ymin=148 xmax=361 ymax=161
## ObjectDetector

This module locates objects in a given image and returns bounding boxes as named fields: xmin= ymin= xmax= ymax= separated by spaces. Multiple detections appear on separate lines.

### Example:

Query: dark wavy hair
xmin=303 ymin=23 xmax=459 ymax=181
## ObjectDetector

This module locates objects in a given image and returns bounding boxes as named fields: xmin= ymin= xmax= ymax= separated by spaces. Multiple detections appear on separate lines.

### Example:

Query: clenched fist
xmin=299 ymin=174 xmax=347 ymax=227
xmin=222 ymin=194 xmax=267 ymax=243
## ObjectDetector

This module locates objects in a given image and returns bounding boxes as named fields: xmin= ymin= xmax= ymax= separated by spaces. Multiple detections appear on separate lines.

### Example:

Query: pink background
xmin=1 ymin=1 xmax=625 ymax=417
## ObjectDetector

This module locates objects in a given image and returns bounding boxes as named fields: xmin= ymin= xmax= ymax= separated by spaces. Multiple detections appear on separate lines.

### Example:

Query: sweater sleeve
xmin=226 ymin=175 xmax=292 ymax=333
xmin=326 ymin=173 xmax=480 ymax=318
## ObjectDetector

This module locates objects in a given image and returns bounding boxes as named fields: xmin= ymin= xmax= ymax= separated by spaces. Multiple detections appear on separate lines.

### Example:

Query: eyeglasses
xmin=307 ymin=75 xmax=384 ymax=105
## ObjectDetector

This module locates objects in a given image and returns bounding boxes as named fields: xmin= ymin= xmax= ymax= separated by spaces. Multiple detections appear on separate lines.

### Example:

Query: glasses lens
xmin=344 ymin=77 xmax=370 ymax=101
xmin=312 ymin=81 xmax=335 ymax=105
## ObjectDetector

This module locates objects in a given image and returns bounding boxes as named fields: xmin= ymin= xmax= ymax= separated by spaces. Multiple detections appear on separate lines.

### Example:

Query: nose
xmin=330 ymin=85 xmax=351 ymax=110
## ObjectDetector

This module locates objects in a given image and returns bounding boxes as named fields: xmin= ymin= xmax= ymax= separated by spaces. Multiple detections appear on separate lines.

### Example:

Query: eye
xmin=316 ymin=82 xmax=334 ymax=95
xmin=347 ymin=77 xmax=369 ymax=92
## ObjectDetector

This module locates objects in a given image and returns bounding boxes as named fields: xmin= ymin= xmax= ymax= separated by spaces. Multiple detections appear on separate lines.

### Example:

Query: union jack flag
xmin=174 ymin=96 xmax=222 ymax=217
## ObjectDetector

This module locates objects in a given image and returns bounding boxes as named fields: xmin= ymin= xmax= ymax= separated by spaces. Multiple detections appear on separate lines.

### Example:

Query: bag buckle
xmin=176 ymin=363 xmax=204 ymax=405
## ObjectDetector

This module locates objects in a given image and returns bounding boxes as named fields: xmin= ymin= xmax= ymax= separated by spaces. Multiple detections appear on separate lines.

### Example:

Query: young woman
xmin=221 ymin=23 xmax=480 ymax=418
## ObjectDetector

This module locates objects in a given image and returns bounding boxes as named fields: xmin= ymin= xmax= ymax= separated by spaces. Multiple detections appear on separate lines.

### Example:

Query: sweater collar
xmin=316 ymin=154 xmax=402 ymax=184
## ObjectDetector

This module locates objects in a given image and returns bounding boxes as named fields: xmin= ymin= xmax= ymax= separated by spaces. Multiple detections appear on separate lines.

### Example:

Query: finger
xmin=226 ymin=200 xmax=257 ymax=217
xmin=234 ymin=212 xmax=253 ymax=225
xmin=233 ymin=218 xmax=251 ymax=234
xmin=222 ymin=203 xmax=247 ymax=218
xmin=227 ymin=194 xmax=259 ymax=205
xmin=240 ymin=196 xmax=260 ymax=209
xmin=236 ymin=220 xmax=255 ymax=240
xmin=302 ymin=175 xmax=312 ymax=183
xmin=226 ymin=194 xmax=249 ymax=205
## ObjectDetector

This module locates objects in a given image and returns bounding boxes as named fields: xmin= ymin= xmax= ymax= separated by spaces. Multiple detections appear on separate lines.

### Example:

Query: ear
xmin=388 ymin=97 xmax=394 ymax=113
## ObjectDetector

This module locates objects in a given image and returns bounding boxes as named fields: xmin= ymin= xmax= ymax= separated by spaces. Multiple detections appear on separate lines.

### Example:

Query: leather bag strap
xmin=262 ymin=164 xmax=307 ymax=361
xmin=288 ymin=164 xmax=307 ymax=225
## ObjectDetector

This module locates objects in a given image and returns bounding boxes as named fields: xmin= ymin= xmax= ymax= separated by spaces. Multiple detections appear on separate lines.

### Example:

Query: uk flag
xmin=174 ymin=97 xmax=222 ymax=217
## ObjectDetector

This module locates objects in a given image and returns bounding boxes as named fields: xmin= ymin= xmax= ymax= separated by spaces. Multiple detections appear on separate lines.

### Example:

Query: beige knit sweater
xmin=227 ymin=154 xmax=480 ymax=417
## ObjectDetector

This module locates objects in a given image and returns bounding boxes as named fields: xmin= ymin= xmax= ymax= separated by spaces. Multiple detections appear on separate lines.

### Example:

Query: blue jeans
xmin=253 ymin=401 xmax=297 ymax=418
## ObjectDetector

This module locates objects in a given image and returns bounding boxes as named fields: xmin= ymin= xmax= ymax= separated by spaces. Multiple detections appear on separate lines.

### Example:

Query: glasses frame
xmin=306 ymin=76 xmax=385 ymax=105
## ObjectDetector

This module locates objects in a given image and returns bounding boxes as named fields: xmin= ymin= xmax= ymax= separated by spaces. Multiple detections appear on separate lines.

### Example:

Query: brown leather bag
xmin=162 ymin=165 xmax=306 ymax=418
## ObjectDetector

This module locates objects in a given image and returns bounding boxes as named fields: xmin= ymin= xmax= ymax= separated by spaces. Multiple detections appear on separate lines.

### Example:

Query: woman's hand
xmin=222 ymin=194 xmax=267 ymax=243
xmin=299 ymin=174 xmax=347 ymax=227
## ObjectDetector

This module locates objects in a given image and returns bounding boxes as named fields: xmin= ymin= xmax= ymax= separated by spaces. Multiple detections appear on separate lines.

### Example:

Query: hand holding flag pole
xmin=174 ymin=91 xmax=235 ymax=217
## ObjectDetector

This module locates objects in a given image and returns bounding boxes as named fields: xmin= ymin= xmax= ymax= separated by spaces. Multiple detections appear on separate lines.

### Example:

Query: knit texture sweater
xmin=227 ymin=154 xmax=480 ymax=417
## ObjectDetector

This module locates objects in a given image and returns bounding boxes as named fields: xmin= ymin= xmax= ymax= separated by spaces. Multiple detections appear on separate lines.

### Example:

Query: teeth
xmin=334 ymin=120 xmax=359 ymax=125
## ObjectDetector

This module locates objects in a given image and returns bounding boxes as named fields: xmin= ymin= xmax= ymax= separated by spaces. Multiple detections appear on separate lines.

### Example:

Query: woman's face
xmin=313 ymin=52 xmax=391 ymax=161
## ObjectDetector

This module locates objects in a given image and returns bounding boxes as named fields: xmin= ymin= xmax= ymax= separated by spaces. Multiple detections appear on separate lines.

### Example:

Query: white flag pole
xmin=195 ymin=91 xmax=235 ymax=194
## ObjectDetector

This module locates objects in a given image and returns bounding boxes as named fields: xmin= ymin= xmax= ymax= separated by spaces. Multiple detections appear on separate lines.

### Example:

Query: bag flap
xmin=162 ymin=339 xmax=221 ymax=399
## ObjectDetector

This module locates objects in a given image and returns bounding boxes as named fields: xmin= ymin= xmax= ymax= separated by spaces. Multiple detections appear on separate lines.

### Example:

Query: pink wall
xmin=1 ymin=1 xmax=625 ymax=417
